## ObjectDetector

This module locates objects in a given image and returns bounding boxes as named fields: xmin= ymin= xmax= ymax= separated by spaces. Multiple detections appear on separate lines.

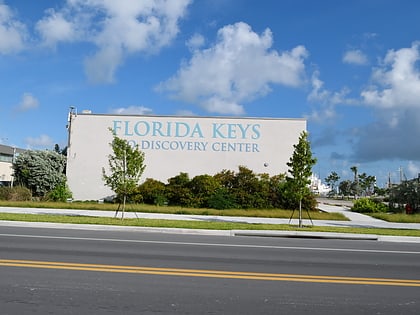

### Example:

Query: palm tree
xmin=350 ymin=166 xmax=359 ymax=198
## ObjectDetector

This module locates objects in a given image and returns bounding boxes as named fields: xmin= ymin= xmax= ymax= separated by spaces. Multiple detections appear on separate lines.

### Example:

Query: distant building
xmin=66 ymin=112 xmax=307 ymax=200
xmin=310 ymin=173 xmax=330 ymax=196
xmin=0 ymin=144 xmax=24 ymax=187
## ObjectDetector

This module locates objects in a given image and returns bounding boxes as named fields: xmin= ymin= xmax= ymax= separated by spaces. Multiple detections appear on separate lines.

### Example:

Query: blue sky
xmin=1 ymin=0 xmax=419 ymax=187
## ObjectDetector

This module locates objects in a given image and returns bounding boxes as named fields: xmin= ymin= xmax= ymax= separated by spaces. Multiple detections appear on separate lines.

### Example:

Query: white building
xmin=310 ymin=173 xmax=331 ymax=196
xmin=0 ymin=144 xmax=24 ymax=187
xmin=66 ymin=113 xmax=306 ymax=200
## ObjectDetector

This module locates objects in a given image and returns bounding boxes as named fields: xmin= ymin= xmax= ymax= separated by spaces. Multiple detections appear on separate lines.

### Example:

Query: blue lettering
xmin=195 ymin=142 xmax=208 ymax=151
xmin=178 ymin=141 xmax=187 ymax=150
xmin=166 ymin=122 xmax=172 ymax=137
xmin=152 ymin=121 xmax=165 ymax=136
xmin=134 ymin=121 xmax=149 ymax=136
xmin=227 ymin=124 xmax=236 ymax=139
xmin=175 ymin=122 xmax=189 ymax=137
xmin=112 ymin=120 xmax=122 ymax=135
xmin=191 ymin=124 xmax=204 ymax=138
xmin=212 ymin=124 xmax=225 ymax=138
xmin=237 ymin=124 xmax=250 ymax=139
xmin=170 ymin=141 xmax=179 ymax=150
xmin=124 ymin=121 xmax=133 ymax=136
xmin=141 ymin=140 xmax=150 ymax=149
xmin=252 ymin=124 xmax=261 ymax=139
xmin=162 ymin=141 xmax=169 ymax=150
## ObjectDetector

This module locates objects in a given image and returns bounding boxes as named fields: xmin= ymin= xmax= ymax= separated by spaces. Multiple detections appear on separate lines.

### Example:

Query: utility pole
xmin=10 ymin=147 xmax=16 ymax=187
xmin=66 ymin=106 xmax=77 ymax=158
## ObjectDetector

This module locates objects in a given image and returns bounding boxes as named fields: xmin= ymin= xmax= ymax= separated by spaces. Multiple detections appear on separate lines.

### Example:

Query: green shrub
xmin=189 ymin=174 xmax=221 ymax=208
xmin=13 ymin=150 xmax=66 ymax=197
xmin=137 ymin=178 xmax=167 ymax=205
xmin=166 ymin=173 xmax=194 ymax=207
xmin=352 ymin=198 xmax=388 ymax=213
xmin=276 ymin=181 xmax=317 ymax=211
xmin=207 ymin=187 xmax=237 ymax=210
xmin=45 ymin=181 xmax=72 ymax=202
xmin=0 ymin=186 xmax=32 ymax=201
xmin=0 ymin=187 xmax=7 ymax=200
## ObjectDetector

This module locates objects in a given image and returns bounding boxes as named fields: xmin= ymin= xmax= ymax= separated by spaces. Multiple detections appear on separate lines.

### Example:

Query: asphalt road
xmin=1 ymin=225 xmax=420 ymax=314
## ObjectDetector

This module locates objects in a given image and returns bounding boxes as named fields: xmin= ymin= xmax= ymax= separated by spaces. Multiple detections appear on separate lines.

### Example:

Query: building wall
xmin=0 ymin=161 xmax=13 ymax=184
xmin=66 ymin=113 xmax=306 ymax=200
xmin=0 ymin=144 xmax=18 ymax=186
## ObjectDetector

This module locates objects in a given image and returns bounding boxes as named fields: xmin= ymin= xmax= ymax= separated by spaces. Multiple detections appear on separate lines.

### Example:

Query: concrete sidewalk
xmin=1 ymin=202 xmax=420 ymax=230
xmin=317 ymin=202 xmax=420 ymax=230
xmin=1 ymin=203 xmax=420 ymax=243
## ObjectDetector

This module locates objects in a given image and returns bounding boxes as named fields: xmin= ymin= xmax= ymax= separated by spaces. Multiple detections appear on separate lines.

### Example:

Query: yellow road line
xmin=1 ymin=259 xmax=420 ymax=287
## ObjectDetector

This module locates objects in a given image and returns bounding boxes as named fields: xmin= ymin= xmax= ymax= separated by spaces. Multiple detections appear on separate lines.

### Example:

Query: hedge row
xmin=127 ymin=167 xmax=317 ymax=210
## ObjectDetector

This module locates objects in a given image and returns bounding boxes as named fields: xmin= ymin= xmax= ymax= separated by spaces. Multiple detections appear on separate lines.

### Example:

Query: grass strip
xmin=1 ymin=212 xmax=419 ymax=237
xmin=371 ymin=213 xmax=420 ymax=223
xmin=0 ymin=201 xmax=347 ymax=221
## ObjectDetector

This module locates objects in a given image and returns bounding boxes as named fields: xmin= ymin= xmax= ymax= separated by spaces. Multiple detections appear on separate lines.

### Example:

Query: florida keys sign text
xmin=112 ymin=119 xmax=261 ymax=153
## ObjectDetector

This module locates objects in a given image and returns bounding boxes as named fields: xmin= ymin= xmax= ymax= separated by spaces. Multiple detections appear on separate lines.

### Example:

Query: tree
xmin=324 ymin=171 xmax=340 ymax=196
xmin=389 ymin=179 xmax=420 ymax=213
xmin=231 ymin=166 xmax=263 ymax=208
xmin=350 ymin=165 xmax=360 ymax=197
xmin=137 ymin=178 xmax=167 ymax=206
xmin=358 ymin=173 xmax=376 ymax=196
xmin=267 ymin=173 xmax=287 ymax=208
xmin=54 ymin=144 xmax=67 ymax=155
xmin=188 ymin=174 xmax=221 ymax=208
xmin=166 ymin=172 xmax=193 ymax=207
xmin=13 ymin=150 xmax=67 ymax=198
xmin=286 ymin=131 xmax=317 ymax=227
xmin=339 ymin=180 xmax=353 ymax=196
xmin=102 ymin=131 xmax=146 ymax=219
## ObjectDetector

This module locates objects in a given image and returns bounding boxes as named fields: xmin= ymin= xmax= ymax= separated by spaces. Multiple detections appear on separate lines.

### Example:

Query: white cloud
xmin=343 ymin=49 xmax=368 ymax=65
xmin=306 ymin=105 xmax=336 ymax=124
xmin=84 ymin=46 xmax=123 ymax=84
xmin=36 ymin=0 xmax=192 ymax=83
xmin=350 ymin=108 xmax=420 ymax=162
xmin=175 ymin=109 xmax=195 ymax=116
xmin=314 ymin=42 xmax=420 ymax=164
xmin=407 ymin=161 xmax=420 ymax=178
xmin=0 ymin=3 xmax=27 ymax=54
xmin=186 ymin=33 xmax=205 ymax=51
xmin=25 ymin=134 xmax=53 ymax=148
xmin=35 ymin=8 xmax=79 ymax=47
xmin=361 ymin=42 xmax=420 ymax=109
xmin=17 ymin=93 xmax=39 ymax=111
xmin=110 ymin=106 xmax=153 ymax=115
xmin=306 ymin=70 xmax=356 ymax=123
xmin=351 ymin=42 xmax=420 ymax=163
xmin=158 ymin=22 xmax=308 ymax=115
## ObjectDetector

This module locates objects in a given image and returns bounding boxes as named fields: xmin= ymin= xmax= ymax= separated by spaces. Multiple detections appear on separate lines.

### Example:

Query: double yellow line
xmin=1 ymin=259 xmax=420 ymax=287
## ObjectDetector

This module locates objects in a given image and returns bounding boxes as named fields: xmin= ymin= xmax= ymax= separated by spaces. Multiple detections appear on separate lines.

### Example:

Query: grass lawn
xmin=1 ymin=212 xmax=420 ymax=237
xmin=371 ymin=212 xmax=420 ymax=223
xmin=1 ymin=200 xmax=420 ymax=237
xmin=0 ymin=200 xmax=347 ymax=221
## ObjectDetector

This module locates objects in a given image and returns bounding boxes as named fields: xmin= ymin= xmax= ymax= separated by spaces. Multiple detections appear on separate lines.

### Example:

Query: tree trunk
xmin=299 ymin=198 xmax=302 ymax=228
xmin=122 ymin=194 xmax=126 ymax=220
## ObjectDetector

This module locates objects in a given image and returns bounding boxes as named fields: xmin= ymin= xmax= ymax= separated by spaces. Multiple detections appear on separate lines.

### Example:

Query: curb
xmin=2 ymin=220 xmax=420 ymax=243
xmin=0 ymin=220 xmax=233 ymax=236
xmin=232 ymin=230 xmax=379 ymax=240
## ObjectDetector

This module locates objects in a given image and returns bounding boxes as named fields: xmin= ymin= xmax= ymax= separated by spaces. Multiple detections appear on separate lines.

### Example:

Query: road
xmin=1 ymin=225 xmax=420 ymax=314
